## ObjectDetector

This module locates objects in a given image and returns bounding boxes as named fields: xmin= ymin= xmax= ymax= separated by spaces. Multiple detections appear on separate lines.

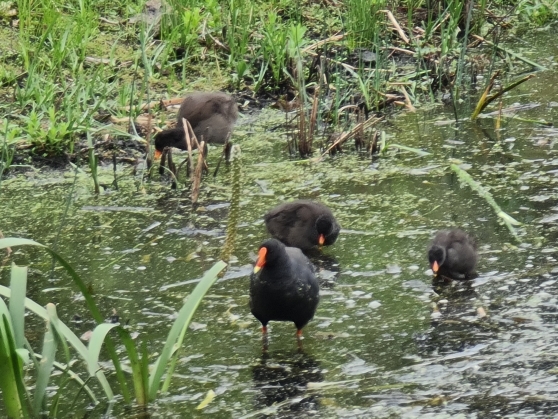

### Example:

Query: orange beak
xmin=154 ymin=149 xmax=162 ymax=159
xmin=254 ymin=247 xmax=267 ymax=273
xmin=318 ymin=234 xmax=325 ymax=246
xmin=432 ymin=260 xmax=439 ymax=274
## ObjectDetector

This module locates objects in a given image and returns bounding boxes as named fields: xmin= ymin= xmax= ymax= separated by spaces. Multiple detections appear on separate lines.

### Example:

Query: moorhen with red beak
xmin=427 ymin=229 xmax=478 ymax=280
xmin=263 ymin=200 xmax=340 ymax=251
xmin=250 ymin=239 xmax=320 ymax=341
xmin=154 ymin=92 xmax=238 ymax=158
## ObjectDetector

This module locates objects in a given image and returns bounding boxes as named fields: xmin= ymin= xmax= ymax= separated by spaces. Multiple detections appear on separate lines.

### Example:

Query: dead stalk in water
xmin=471 ymin=72 xmax=535 ymax=120
xmin=181 ymin=118 xmax=195 ymax=176
xmin=318 ymin=115 xmax=384 ymax=159
xmin=191 ymin=140 xmax=205 ymax=203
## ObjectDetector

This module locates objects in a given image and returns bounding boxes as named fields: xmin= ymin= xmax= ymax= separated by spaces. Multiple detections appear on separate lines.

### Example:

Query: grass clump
xmin=0 ymin=0 xmax=553 ymax=163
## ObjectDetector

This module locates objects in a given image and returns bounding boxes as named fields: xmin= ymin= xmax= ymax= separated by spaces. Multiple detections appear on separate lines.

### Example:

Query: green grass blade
xmin=9 ymin=263 xmax=28 ymax=348
xmin=33 ymin=303 xmax=58 ymax=416
xmin=388 ymin=143 xmax=430 ymax=156
xmin=148 ymin=261 xmax=227 ymax=400
xmin=87 ymin=323 xmax=118 ymax=377
xmin=117 ymin=326 xmax=147 ymax=405
xmin=0 ymin=301 xmax=29 ymax=417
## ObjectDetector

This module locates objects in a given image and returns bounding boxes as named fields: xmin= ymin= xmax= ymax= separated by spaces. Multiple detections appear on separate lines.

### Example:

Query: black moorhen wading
xmin=263 ymin=200 xmax=340 ymax=251
xmin=427 ymin=229 xmax=478 ymax=280
xmin=250 ymin=239 xmax=320 ymax=341
xmin=154 ymin=92 xmax=238 ymax=158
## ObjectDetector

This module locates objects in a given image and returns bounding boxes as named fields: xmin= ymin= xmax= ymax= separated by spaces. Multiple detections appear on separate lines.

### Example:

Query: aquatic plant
xmin=0 ymin=238 xmax=227 ymax=415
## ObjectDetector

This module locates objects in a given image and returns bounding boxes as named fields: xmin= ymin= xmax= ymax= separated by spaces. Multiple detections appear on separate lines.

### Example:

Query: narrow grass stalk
xmin=87 ymin=133 xmax=100 ymax=194
xmin=0 ymin=308 xmax=30 ymax=418
xmin=33 ymin=304 xmax=59 ymax=416
xmin=220 ymin=146 xmax=241 ymax=262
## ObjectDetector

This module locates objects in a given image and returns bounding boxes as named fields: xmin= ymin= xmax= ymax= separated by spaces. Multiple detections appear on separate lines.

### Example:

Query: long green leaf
xmin=450 ymin=164 xmax=521 ymax=240
xmin=0 ymin=301 xmax=29 ymax=418
xmin=33 ymin=303 xmax=58 ymax=416
xmin=87 ymin=323 xmax=118 ymax=377
xmin=116 ymin=325 xmax=148 ymax=404
xmin=148 ymin=261 xmax=227 ymax=400
xmin=0 ymin=238 xmax=123 ymax=402
xmin=9 ymin=263 xmax=27 ymax=348
xmin=387 ymin=143 xmax=430 ymax=156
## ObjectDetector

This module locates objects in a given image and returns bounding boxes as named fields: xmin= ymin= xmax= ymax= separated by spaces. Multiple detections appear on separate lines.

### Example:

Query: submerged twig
xmin=191 ymin=140 xmax=205 ymax=203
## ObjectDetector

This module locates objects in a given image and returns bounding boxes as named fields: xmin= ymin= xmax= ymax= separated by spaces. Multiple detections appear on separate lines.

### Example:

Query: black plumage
xmin=250 ymin=239 xmax=320 ymax=338
xmin=263 ymin=200 xmax=340 ymax=251
xmin=427 ymin=229 xmax=478 ymax=279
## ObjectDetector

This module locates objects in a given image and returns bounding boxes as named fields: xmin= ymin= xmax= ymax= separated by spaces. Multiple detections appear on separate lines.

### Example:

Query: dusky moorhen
xmin=250 ymin=239 xmax=320 ymax=339
xmin=263 ymin=200 xmax=340 ymax=251
xmin=154 ymin=92 xmax=238 ymax=158
xmin=427 ymin=229 xmax=478 ymax=280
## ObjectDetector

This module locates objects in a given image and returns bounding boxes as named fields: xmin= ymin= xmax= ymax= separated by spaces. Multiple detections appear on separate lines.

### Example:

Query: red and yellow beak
xmin=431 ymin=260 xmax=439 ymax=274
xmin=254 ymin=247 xmax=267 ymax=273
xmin=318 ymin=234 xmax=325 ymax=247
xmin=154 ymin=149 xmax=162 ymax=159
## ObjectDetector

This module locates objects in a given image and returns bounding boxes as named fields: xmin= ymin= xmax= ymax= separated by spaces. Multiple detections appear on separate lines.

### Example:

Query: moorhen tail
xmin=250 ymin=239 xmax=320 ymax=340
xmin=427 ymin=229 xmax=478 ymax=280
xmin=154 ymin=92 xmax=238 ymax=158
xmin=263 ymin=200 xmax=340 ymax=251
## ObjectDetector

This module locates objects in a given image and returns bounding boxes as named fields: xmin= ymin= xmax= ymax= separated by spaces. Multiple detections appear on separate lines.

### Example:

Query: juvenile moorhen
xmin=250 ymin=239 xmax=320 ymax=340
xmin=264 ymin=200 xmax=340 ymax=251
xmin=427 ymin=229 xmax=478 ymax=280
xmin=154 ymin=92 xmax=238 ymax=158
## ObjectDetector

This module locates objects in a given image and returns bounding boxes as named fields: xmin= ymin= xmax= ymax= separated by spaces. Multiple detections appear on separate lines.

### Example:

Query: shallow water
xmin=2 ymin=32 xmax=558 ymax=418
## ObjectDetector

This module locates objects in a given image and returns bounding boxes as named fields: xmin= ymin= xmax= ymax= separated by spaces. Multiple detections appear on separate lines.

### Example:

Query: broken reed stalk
xmin=191 ymin=140 xmax=205 ymax=203
xmin=308 ymin=89 xmax=319 ymax=148
xmin=181 ymin=117 xmax=195 ymax=176
xmin=220 ymin=145 xmax=241 ymax=263
xmin=318 ymin=115 xmax=384 ymax=159
xmin=471 ymin=72 xmax=535 ymax=120
xmin=450 ymin=164 xmax=521 ymax=241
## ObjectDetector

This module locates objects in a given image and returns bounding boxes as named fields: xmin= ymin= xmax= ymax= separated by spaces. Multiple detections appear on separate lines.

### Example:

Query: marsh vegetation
xmin=1 ymin=0 xmax=558 ymax=417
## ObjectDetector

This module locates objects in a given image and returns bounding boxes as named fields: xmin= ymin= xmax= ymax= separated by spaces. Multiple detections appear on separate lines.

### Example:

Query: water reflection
xmin=251 ymin=351 xmax=323 ymax=417
xmin=305 ymin=250 xmax=341 ymax=288
xmin=415 ymin=279 xmax=494 ymax=356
